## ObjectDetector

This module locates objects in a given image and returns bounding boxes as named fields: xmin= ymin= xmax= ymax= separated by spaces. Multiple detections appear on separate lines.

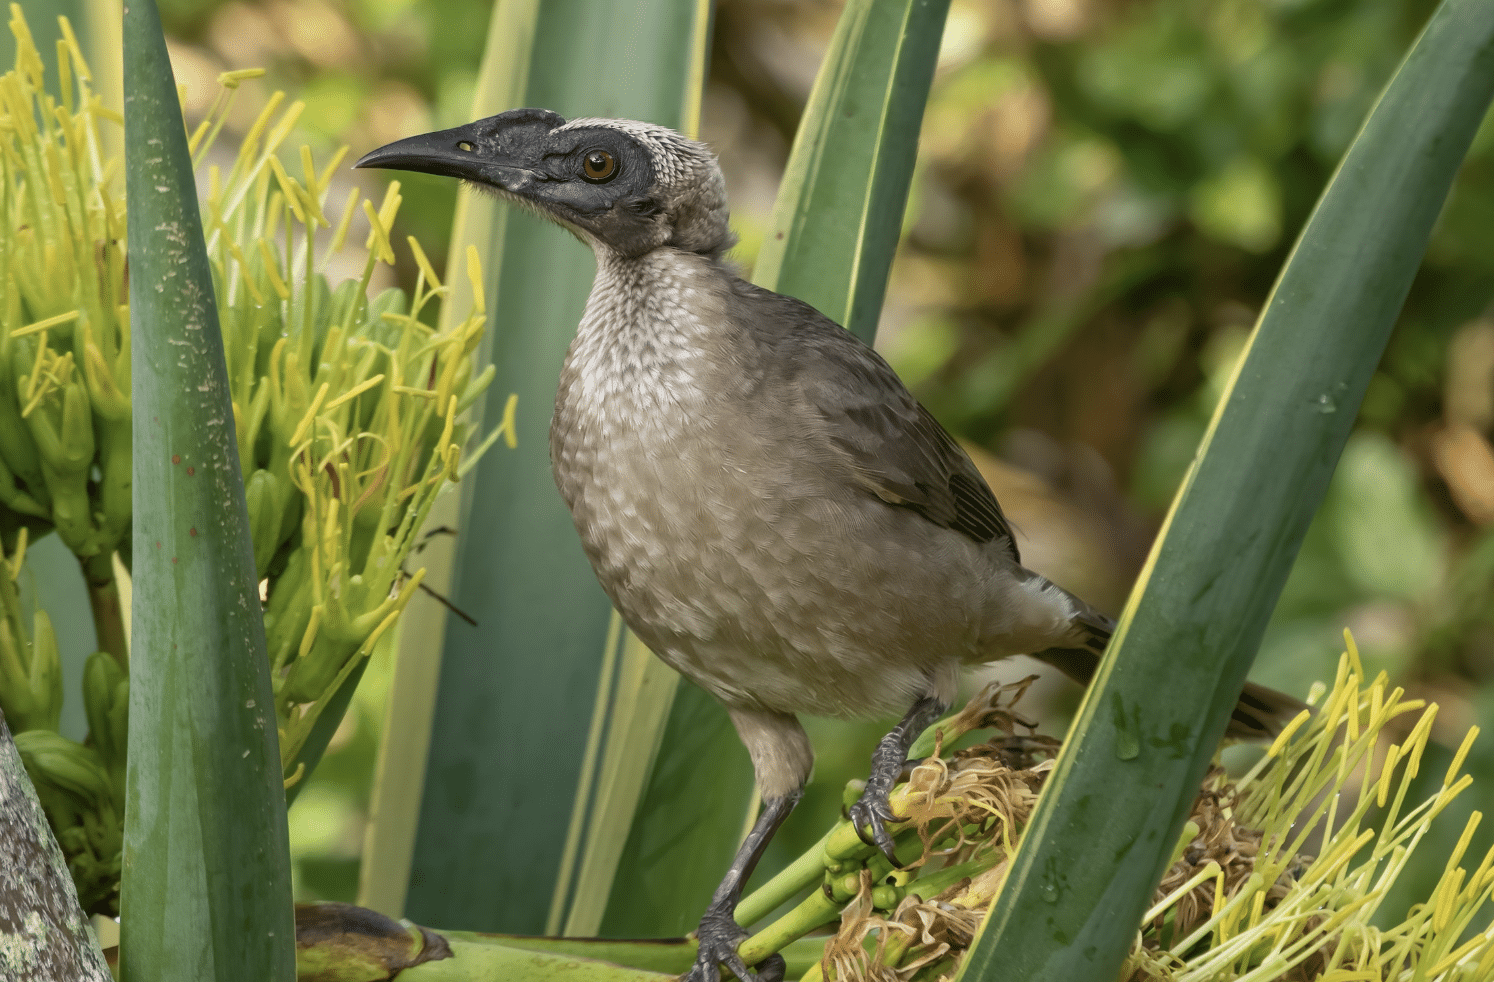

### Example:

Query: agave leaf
xmin=360 ymin=0 xmax=748 ymax=936
xmin=959 ymin=1 xmax=1494 ymax=979
xmin=751 ymin=0 xmax=952 ymax=343
xmin=119 ymin=2 xmax=293 ymax=979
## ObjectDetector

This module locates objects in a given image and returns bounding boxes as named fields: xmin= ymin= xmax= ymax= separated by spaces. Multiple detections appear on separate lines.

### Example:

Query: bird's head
xmin=355 ymin=108 xmax=735 ymax=260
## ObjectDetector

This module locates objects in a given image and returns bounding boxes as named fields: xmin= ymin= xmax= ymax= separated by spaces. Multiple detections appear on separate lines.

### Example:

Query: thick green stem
xmin=80 ymin=551 xmax=126 ymax=667
xmin=736 ymin=827 xmax=835 ymax=928
xmin=737 ymin=887 xmax=841 ymax=967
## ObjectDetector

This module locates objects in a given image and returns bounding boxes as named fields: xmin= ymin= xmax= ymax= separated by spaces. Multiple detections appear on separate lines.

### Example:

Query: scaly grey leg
xmin=847 ymin=695 xmax=947 ymax=865
xmin=685 ymin=792 xmax=798 ymax=982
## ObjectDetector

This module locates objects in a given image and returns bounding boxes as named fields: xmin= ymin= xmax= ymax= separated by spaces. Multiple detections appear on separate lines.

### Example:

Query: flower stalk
xmin=712 ymin=636 xmax=1494 ymax=982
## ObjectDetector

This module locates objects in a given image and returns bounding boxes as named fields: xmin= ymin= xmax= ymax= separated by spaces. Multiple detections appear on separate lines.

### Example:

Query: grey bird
xmin=356 ymin=110 xmax=1304 ymax=982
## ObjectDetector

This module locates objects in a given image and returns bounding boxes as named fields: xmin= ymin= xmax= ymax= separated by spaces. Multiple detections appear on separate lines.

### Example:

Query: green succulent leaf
xmin=752 ymin=0 xmax=952 ymax=344
xmin=119 ymin=1 xmax=293 ymax=979
xmin=360 ymin=0 xmax=755 ymax=938
xmin=959 ymin=1 xmax=1494 ymax=978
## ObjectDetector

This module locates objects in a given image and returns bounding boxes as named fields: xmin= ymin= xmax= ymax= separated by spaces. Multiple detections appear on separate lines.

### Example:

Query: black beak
xmin=354 ymin=109 xmax=566 ymax=192
xmin=354 ymin=121 xmax=494 ymax=183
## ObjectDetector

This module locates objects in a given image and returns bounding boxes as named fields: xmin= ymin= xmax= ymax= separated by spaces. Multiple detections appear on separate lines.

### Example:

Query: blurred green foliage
xmin=154 ymin=0 xmax=1494 ymax=922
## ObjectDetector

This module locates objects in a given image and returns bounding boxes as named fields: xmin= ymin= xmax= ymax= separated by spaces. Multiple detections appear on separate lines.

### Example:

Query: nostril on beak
xmin=457 ymin=141 xmax=474 ymax=152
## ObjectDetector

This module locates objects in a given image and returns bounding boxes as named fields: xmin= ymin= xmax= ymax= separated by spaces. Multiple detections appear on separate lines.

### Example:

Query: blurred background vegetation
xmin=140 ymin=0 xmax=1493 ymax=922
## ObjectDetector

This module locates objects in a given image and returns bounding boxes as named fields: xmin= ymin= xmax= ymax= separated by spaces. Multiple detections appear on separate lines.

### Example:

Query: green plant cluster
xmin=188 ymin=81 xmax=494 ymax=777
xmin=0 ymin=4 xmax=490 ymax=916
xmin=1 ymin=526 xmax=125 ymax=914
xmin=0 ymin=7 xmax=128 ymax=593
xmin=318 ymin=640 xmax=1494 ymax=980
xmin=788 ymin=638 xmax=1494 ymax=981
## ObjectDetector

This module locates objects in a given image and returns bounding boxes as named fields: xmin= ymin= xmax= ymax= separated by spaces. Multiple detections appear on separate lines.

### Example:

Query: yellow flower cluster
xmin=803 ymin=633 xmax=1494 ymax=981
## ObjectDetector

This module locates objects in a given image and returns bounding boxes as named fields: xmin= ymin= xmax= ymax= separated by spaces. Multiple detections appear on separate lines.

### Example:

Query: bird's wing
xmin=732 ymin=280 xmax=1019 ymax=560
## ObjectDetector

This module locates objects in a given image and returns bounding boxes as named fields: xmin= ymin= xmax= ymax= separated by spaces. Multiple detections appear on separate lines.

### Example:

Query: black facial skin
xmin=355 ymin=108 xmax=668 ymax=257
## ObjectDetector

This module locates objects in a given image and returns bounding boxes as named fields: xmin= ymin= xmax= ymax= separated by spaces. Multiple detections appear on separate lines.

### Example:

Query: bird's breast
xmin=546 ymin=251 xmax=998 ymax=717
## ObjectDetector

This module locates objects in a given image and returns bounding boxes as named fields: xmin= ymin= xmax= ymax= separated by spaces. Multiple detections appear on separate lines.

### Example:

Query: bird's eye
xmin=582 ymin=149 xmax=617 ymax=182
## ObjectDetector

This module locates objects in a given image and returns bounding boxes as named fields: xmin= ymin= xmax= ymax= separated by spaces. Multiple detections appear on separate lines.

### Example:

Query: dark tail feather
xmin=1227 ymin=681 xmax=1310 ymax=740
xmin=1032 ymin=612 xmax=1308 ymax=741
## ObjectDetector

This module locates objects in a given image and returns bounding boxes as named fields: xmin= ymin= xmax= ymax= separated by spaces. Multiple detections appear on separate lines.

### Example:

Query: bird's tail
xmin=1032 ymin=587 xmax=1307 ymax=741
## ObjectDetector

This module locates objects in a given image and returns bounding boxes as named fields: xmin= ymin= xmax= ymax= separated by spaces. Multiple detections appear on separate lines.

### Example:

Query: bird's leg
xmin=687 ymin=791 xmax=799 ymax=982
xmin=848 ymin=695 xmax=948 ymax=865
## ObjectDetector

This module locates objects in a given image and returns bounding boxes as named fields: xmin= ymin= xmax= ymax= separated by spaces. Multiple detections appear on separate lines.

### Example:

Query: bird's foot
xmin=848 ymin=696 xmax=945 ymax=867
xmin=849 ymin=732 xmax=917 ymax=865
xmin=683 ymin=905 xmax=784 ymax=982
xmin=847 ymin=780 xmax=902 ymax=866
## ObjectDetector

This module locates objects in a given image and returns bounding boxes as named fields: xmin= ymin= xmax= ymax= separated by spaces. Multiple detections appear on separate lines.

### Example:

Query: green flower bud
xmin=83 ymin=650 xmax=128 ymax=774
xmin=28 ymin=609 xmax=63 ymax=732
xmin=280 ymin=632 xmax=357 ymax=706
xmin=872 ymin=884 xmax=903 ymax=910
xmin=246 ymin=468 xmax=285 ymax=577
xmin=76 ymin=313 xmax=129 ymax=421
xmin=0 ymin=610 xmax=60 ymax=733
xmin=14 ymin=728 xmax=112 ymax=811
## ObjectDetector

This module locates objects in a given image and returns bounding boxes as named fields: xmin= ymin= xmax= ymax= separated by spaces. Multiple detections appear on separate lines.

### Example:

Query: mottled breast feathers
xmin=727 ymin=279 xmax=1020 ymax=560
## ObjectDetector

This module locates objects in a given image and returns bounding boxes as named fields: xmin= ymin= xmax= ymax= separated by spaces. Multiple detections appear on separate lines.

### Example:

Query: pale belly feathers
xmin=549 ymin=252 xmax=1060 ymax=718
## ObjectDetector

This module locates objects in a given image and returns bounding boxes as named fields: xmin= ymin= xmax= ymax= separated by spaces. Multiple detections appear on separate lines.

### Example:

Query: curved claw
xmin=847 ymin=789 xmax=901 ymax=866
xmin=753 ymin=953 xmax=786 ymax=982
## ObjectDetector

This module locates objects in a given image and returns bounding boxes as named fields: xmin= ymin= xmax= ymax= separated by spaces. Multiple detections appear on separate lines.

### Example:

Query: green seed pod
xmin=83 ymin=650 xmax=127 ymax=771
xmin=28 ymin=379 xmax=99 ymax=554
xmin=96 ymin=418 xmax=132 ymax=550
xmin=27 ymin=377 xmax=96 ymax=476
xmin=0 ymin=446 xmax=48 ymax=517
xmin=27 ymin=608 xmax=63 ymax=732
xmin=0 ymin=344 xmax=51 ymax=510
xmin=76 ymin=313 xmax=130 ymax=421
xmin=245 ymin=468 xmax=284 ymax=577
xmin=264 ymin=546 xmax=312 ymax=667
xmin=14 ymin=728 xmax=112 ymax=810
xmin=828 ymin=872 xmax=862 ymax=904
xmin=842 ymin=778 xmax=867 ymax=814
xmin=0 ymin=618 xmax=42 ymax=730
xmin=280 ymin=632 xmax=357 ymax=705
xmin=865 ymin=850 xmax=899 ymax=884
xmin=39 ymin=458 xmax=97 ymax=555
xmin=58 ymin=378 xmax=97 ymax=474
xmin=872 ymin=884 xmax=903 ymax=910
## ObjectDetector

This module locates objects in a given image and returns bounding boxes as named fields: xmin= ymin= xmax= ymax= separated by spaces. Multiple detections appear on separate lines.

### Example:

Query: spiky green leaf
xmin=960 ymin=1 xmax=1494 ymax=979
xmin=359 ymin=0 xmax=751 ymax=937
xmin=119 ymin=2 xmax=293 ymax=979
xmin=752 ymin=0 xmax=952 ymax=343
